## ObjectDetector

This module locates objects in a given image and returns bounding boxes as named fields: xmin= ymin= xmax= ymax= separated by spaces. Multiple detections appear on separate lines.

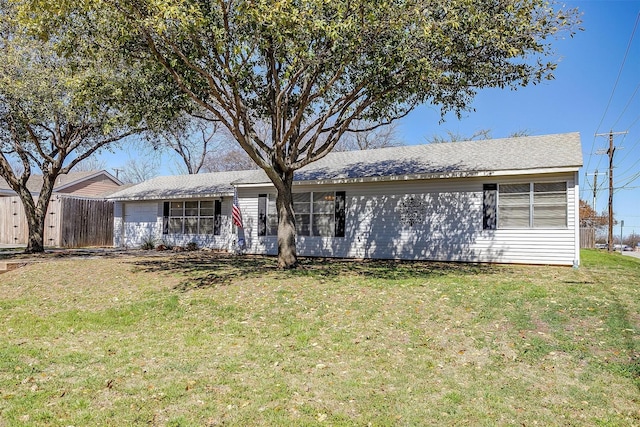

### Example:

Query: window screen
xmin=261 ymin=192 xmax=345 ymax=237
xmin=497 ymin=182 xmax=567 ymax=229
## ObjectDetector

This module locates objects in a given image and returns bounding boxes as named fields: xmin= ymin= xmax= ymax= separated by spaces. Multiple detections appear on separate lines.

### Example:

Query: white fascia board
xmin=111 ymin=191 xmax=233 ymax=202
xmin=234 ymin=166 xmax=581 ymax=188
xmin=233 ymin=182 xmax=276 ymax=189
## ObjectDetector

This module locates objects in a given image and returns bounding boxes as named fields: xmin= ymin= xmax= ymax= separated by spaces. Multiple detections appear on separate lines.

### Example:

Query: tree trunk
xmin=21 ymin=177 xmax=56 ymax=254
xmin=14 ymin=187 xmax=46 ymax=254
xmin=25 ymin=207 xmax=46 ymax=253
xmin=275 ymin=171 xmax=298 ymax=269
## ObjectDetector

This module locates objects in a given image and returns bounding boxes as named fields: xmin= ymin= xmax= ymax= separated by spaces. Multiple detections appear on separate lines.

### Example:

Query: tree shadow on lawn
xmin=605 ymin=289 xmax=640 ymax=391
xmin=130 ymin=252 xmax=498 ymax=291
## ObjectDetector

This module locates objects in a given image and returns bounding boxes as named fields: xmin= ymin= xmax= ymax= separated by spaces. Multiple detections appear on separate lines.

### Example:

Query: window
xmin=533 ymin=182 xmax=567 ymax=228
xmin=293 ymin=193 xmax=311 ymax=236
xmin=258 ymin=191 xmax=345 ymax=237
xmin=313 ymin=192 xmax=336 ymax=237
xmin=498 ymin=183 xmax=532 ymax=228
xmin=163 ymin=200 xmax=222 ymax=235
xmin=483 ymin=182 xmax=567 ymax=229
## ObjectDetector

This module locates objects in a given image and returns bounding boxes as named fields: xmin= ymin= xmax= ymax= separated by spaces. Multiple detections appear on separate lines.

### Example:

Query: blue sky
xmin=398 ymin=0 xmax=640 ymax=237
xmin=100 ymin=0 xmax=640 ymax=237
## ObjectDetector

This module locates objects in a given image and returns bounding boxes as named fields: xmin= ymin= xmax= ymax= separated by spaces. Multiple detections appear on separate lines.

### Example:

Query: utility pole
xmin=113 ymin=168 xmax=123 ymax=180
xmin=585 ymin=169 xmax=605 ymax=210
xmin=593 ymin=170 xmax=598 ymax=209
xmin=585 ymin=169 xmax=605 ymax=248
xmin=595 ymin=130 xmax=627 ymax=252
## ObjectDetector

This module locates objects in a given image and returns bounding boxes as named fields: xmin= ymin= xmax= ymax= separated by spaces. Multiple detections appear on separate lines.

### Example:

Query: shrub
xmin=140 ymin=235 xmax=156 ymax=250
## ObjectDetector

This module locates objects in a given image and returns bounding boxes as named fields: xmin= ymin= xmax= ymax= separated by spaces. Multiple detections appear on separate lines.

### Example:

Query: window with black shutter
xmin=260 ymin=192 xmax=345 ymax=237
xmin=258 ymin=194 xmax=267 ymax=236
xmin=335 ymin=191 xmax=346 ymax=237
xmin=213 ymin=200 xmax=222 ymax=235
xmin=483 ymin=184 xmax=497 ymax=230
xmin=163 ymin=202 xmax=170 ymax=235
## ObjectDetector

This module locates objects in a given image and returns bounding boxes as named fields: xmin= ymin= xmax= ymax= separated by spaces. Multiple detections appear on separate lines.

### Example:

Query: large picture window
xmin=163 ymin=200 xmax=222 ymax=235
xmin=484 ymin=182 xmax=567 ymax=229
xmin=258 ymin=192 xmax=345 ymax=237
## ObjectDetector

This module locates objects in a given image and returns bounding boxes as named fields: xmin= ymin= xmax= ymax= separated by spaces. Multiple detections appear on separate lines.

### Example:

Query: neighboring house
xmin=0 ymin=170 xmax=123 ymax=198
xmin=0 ymin=170 xmax=123 ymax=246
xmin=110 ymin=133 xmax=583 ymax=266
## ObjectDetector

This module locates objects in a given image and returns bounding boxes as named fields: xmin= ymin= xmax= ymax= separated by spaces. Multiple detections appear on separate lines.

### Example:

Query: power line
xmin=616 ymin=169 xmax=640 ymax=190
xmin=585 ymin=11 xmax=640 ymax=175
xmin=596 ymin=11 xmax=639 ymax=134
xmin=616 ymin=133 xmax=640 ymax=165
xmin=612 ymin=83 xmax=640 ymax=129
xmin=617 ymin=162 xmax=640 ymax=184
xmin=615 ymin=135 xmax=640 ymax=184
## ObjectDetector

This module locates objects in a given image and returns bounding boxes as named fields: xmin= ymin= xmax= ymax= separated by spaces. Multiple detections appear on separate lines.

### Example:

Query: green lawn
xmin=0 ymin=250 xmax=638 ymax=426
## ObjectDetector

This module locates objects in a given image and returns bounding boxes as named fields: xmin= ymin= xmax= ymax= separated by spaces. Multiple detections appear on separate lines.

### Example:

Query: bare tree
xmin=426 ymin=128 xmax=532 ymax=144
xmin=202 ymin=145 xmax=258 ymax=172
xmin=118 ymin=153 xmax=160 ymax=184
xmin=72 ymin=154 xmax=108 ymax=172
xmin=624 ymin=231 xmax=639 ymax=249
xmin=157 ymin=112 xmax=228 ymax=174
xmin=426 ymin=129 xmax=493 ymax=144
xmin=335 ymin=121 xmax=402 ymax=151
xmin=508 ymin=129 xmax=532 ymax=138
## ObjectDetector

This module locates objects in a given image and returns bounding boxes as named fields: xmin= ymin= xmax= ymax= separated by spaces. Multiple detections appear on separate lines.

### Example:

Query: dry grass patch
xmin=0 ymin=250 xmax=638 ymax=426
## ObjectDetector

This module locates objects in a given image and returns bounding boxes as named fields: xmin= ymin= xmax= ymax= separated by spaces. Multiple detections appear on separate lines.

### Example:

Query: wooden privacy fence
xmin=0 ymin=195 xmax=114 ymax=248
xmin=59 ymin=197 xmax=114 ymax=247
xmin=0 ymin=197 xmax=27 ymax=245
xmin=580 ymin=227 xmax=595 ymax=249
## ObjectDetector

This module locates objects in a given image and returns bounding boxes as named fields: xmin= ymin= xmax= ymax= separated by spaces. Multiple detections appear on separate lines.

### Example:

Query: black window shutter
xmin=258 ymin=194 xmax=267 ymax=236
xmin=214 ymin=199 xmax=222 ymax=235
xmin=335 ymin=191 xmax=346 ymax=237
xmin=162 ymin=202 xmax=170 ymax=235
xmin=483 ymin=184 xmax=497 ymax=230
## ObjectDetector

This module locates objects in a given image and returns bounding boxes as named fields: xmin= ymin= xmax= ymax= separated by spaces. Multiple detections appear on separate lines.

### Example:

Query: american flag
xmin=232 ymin=187 xmax=243 ymax=229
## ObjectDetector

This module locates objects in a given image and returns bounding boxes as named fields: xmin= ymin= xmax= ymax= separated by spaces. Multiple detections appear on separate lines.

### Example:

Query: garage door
xmin=123 ymin=202 xmax=160 ymax=247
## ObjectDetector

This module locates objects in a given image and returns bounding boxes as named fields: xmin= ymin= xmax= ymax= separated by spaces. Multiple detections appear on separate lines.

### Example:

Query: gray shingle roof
xmin=235 ymin=132 xmax=582 ymax=184
xmin=107 ymin=170 xmax=250 ymax=201
xmin=108 ymin=132 xmax=582 ymax=200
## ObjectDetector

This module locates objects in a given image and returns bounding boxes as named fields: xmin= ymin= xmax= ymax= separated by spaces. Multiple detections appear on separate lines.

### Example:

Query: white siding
xmin=120 ymin=201 xmax=162 ymax=248
xmin=116 ymin=198 xmax=235 ymax=250
xmin=161 ymin=198 xmax=234 ymax=250
xmin=113 ymin=201 xmax=123 ymax=247
xmin=239 ymin=172 xmax=579 ymax=266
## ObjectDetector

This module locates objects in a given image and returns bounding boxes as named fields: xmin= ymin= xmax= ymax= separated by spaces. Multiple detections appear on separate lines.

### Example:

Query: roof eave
xmin=55 ymin=170 xmax=123 ymax=191
xmin=234 ymin=166 xmax=582 ymax=188
xmin=110 ymin=191 xmax=234 ymax=202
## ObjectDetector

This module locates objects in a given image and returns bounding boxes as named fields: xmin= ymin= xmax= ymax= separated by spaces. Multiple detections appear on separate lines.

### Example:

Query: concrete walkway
xmin=0 ymin=244 xmax=26 ymax=249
